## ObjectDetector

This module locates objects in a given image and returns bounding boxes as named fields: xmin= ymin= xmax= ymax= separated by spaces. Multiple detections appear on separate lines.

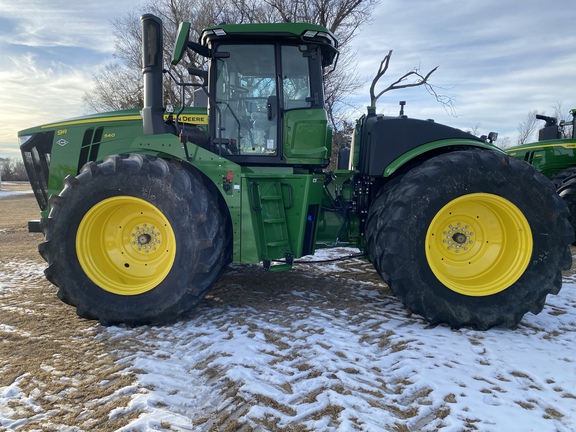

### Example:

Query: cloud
xmin=1 ymin=0 xmax=575 ymax=159
xmin=0 ymin=0 xmax=139 ymax=158
xmin=0 ymin=0 xmax=137 ymax=52
xmin=348 ymin=0 xmax=576 ymax=143
xmin=0 ymin=52 xmax=95 ymax=156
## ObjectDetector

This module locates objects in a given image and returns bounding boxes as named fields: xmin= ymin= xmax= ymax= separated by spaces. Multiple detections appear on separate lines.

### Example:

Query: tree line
xmin=514 ymin=101 xmax=574 ymax=147
xmin=0 ymin=158 xmax=28 ymax=181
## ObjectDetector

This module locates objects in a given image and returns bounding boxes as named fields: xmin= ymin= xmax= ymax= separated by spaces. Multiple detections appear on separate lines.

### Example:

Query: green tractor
xmin=19 ymin=14 xmax=573 ymax=330
xmin=506 ymin=110 xmax=576 ymax=234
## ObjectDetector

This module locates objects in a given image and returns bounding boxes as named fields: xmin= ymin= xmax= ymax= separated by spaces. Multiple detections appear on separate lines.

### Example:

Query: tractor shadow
xmin=186 ymin=262 xmax=398 ymax=321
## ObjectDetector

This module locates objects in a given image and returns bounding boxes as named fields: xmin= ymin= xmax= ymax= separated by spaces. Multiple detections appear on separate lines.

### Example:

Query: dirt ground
xmin=0 ymin=188 xmax=387 ymax=430
xmin=0 ymin=188 xmax=144 ymax=430
xmin=1 ymin=184 xmax=575 ymax=431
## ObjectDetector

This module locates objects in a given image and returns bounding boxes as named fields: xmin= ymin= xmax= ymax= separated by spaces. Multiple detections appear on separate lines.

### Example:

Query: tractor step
xmin=266 ymin=240 xmax=289 ymax=247
xmin=263 ymin=254 xmax=294 ymax=272
xmin=264 ymin=218 xmax=286 ymax=224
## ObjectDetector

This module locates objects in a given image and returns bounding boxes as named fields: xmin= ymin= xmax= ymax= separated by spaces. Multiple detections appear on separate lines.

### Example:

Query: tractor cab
xmin=171 ymin=21 xmax=339 ymax=166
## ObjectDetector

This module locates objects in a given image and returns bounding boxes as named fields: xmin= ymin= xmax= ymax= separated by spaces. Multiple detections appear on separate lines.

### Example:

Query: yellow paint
xmin=76 ymin=196 xmax=177 ymax=296
xmin=425 ymin=193 xmax=533 ymax=296
xmin=507 ymin=141 xmax=576 ymax=151
xmin=41 ymin=113 xmax=208 ymax=129
xmin=165 ymin=114 xmax=208 ymax=124
xmin=42 ymin=115 xmax=142 ymax=128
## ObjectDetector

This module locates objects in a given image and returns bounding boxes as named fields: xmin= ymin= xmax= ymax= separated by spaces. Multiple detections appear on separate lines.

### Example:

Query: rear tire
xmin=556 ymin=173 xmax=576 ymax=244
xmin=366 ymin=150 xmax=573 ymax=330
xmin=39 ymin=154 xmax=231 ymax=326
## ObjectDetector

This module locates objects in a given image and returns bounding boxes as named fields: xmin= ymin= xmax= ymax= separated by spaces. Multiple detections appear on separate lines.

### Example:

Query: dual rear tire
xmin=366 ymin=150 xmax=573 ymax=330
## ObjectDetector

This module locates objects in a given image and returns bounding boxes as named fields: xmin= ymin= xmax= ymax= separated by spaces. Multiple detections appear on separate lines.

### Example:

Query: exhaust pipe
xmin=141 ymin=14 xmax=165 ymax=135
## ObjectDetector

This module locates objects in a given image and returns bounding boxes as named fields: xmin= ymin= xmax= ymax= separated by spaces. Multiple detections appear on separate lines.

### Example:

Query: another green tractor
xmin=19 ymin=14 xmax=573 ymax=330
xmin=506 ymin=110 xmax=576 ymax=234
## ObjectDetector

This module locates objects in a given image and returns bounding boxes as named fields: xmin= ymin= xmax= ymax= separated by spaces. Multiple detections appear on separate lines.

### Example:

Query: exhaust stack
xmin=141 ymin=14 xmax=165 ymax=135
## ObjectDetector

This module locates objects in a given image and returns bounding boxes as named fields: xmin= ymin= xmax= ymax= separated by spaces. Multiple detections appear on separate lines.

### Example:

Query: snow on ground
xmin=1 ymin=248 xmax=575 ymax=431
xmin=106 ymin=255 xmax=576 ymax=431
xmin=0 ymin=191 xmax=30 ymax=199
xmin=0 ymin=184 xmax=32 ymax=199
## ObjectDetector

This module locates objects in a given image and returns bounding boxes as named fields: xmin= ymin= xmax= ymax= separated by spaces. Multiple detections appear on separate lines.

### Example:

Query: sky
xmin=1 ymin=0 xmax=575 ymax=158
xmin=347 ymin=1 xmax=576 ymax=143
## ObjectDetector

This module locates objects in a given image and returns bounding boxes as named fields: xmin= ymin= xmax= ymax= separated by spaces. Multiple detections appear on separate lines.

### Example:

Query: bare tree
xmin=0 ymin=158 xmax=28 ymax=181
xmin=83 ymin=1 xmax=236 ymax=112
xmin=83 ymin=0 xmax=379 ymax=125
xmin=261 ymin=0 xmax=378 ymax=45
xmin=465 ymin=123 xmax=482 ymax=136
xmin=83 ymin=62 xmax=143 ymax=112
xmin=369 ymin=49 xmax=454 ymax=114
xmin=517 ymin=110 xmax=540 ymax=145
xmin=553 ymin=100 xmax=574 ymax=138
xmin=496 ymin=136 xmax=512 ymax=148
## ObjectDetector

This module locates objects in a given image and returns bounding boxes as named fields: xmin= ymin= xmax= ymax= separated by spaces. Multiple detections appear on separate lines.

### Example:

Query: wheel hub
xmin=443 ymin=222 xmax=474 ymax=253
xmin=132 ymin=224 xmax=162 ymax=253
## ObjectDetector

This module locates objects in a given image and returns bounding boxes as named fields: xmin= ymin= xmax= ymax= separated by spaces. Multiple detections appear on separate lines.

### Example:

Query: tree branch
xmin=369 ymin=50 xmax=450 ymax=113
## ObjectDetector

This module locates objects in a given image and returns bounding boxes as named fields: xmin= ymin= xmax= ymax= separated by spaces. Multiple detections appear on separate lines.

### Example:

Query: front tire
xmin=39 ymin=154 xmax=231 ymax=326
xmin=366 ymin=150 xmax=573 ymax=330
xmin=550 ymin=166 xmax=576 ymax=188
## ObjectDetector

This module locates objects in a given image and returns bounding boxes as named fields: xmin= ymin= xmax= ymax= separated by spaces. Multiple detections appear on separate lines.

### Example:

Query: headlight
xmin=18 ymin=135 xmax=33 ymax=146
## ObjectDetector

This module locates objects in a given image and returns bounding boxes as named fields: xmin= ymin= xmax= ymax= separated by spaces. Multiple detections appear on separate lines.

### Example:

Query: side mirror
xmin=188 ymin=67 xmax=208 ymax=85
xmin=172 ymin=21 xmax=191 ymax=65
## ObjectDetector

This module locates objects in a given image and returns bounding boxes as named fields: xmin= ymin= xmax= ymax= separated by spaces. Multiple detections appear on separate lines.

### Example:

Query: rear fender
xmin=384 ymin=139 xmax=501 ymax=177
xmin=354 ymin=115 xmax=497 ymax=177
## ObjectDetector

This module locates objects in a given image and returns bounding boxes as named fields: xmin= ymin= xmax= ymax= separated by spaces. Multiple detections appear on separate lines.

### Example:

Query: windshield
xmin=213 ymin=43 xmax=312 ymax=156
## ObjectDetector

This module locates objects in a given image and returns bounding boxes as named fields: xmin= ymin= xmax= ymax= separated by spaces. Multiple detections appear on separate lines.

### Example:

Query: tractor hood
xmin=18 ymin=109 xmax=143 ymax=138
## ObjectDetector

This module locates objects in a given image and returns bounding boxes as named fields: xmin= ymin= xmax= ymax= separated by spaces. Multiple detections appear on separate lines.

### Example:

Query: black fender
xmin=356 ymin=114 xmax=491 ymax=177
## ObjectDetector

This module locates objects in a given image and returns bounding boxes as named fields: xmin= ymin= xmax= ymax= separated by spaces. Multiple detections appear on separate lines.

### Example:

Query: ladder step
xmin=263 ymin=258 xmax=293 ymax=272
xmin=261 ymin=195 xmax=282 ymax=201
xmin=264 ymin=218 xmax=285 ymax=224
xmin=267 ymin=240 xmax=289 ymax=247
xmin=267 ymin=263 xmax=292 ymax=272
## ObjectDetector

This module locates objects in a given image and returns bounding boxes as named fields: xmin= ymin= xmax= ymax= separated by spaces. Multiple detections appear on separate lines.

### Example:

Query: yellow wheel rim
xmin=76 ymin=196 xmax=176 ymax=295
xmin=425 ymin=193 xmax=532 ymax=296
